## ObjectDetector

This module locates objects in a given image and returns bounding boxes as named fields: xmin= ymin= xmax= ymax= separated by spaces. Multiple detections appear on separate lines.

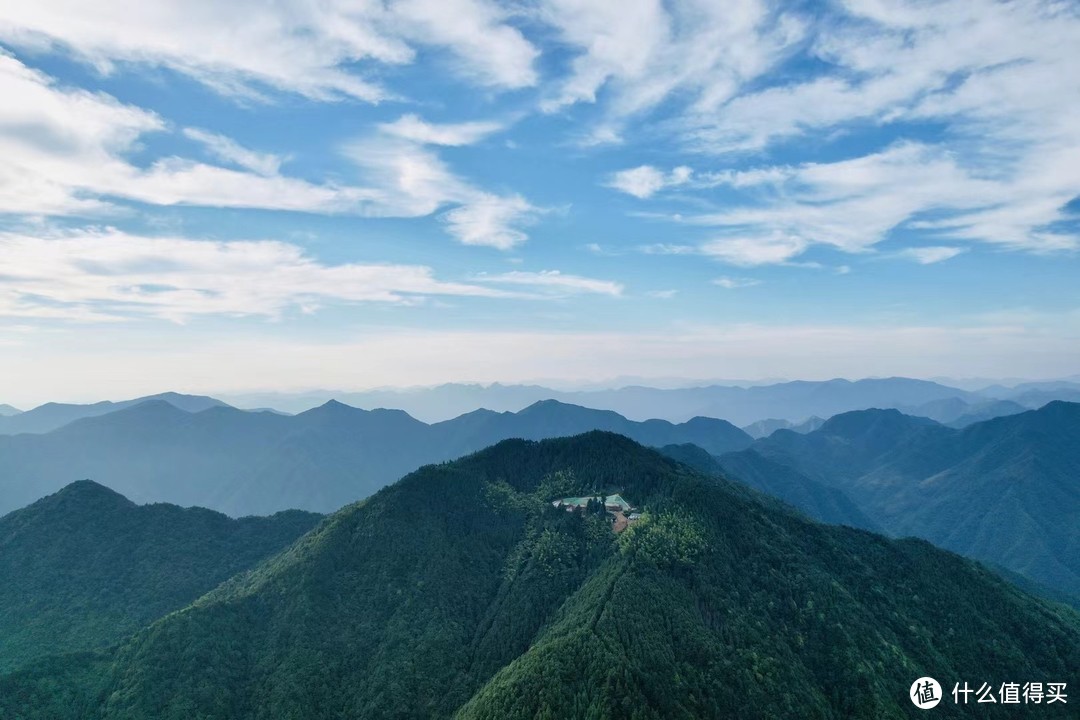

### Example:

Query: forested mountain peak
xmin=0 ymin=482 xmax=321 ymax=673
xmin=816 ymin=406 xmax=940 ymax=438
xmin=17 ymin=479 xmax=135 ymax=516
xmin=4 ymin=433 xmax=1077 ymax=719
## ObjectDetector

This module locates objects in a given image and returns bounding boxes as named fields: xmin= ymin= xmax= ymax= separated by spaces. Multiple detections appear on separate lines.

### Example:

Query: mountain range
xmin=1 ymin=433 xmax=1076 ymax=719
xmin=218 ymin=377 xmax=1080 ymax=424
xmin=727 ymin=402 xmax=1080 ymax=600
xmin=0 ymin=481 xmax=320 ymax=672
xmin=659 ymin=443 xmax=880 ymax=532
xmin=0 ymin=398 xmax=753 ymax=517
xmin=4 ymin=377 xmax=1068 ymax=438
xmin=0 ymin=392 xmax=227 ymax=435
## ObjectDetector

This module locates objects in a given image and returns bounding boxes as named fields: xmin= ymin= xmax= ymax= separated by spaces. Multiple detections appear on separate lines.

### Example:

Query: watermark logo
xmin=910 ymin=677 xmax=1067 ymax=709
xmin=911 ymin=677 xmax=942 ymax=709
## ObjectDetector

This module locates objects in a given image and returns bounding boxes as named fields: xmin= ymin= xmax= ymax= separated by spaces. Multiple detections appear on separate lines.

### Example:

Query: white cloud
xmin=0 ymin=51 xmax=162 ymax=215
xmin=0 ymin=0 xmax=537 ymax=102
xmin=647 ymin=289 xmax=678 ymax=299
xmin=442 ymin=195 xmax=536 ymax=250
xmin=344 ymin=117 xmax=540 ymax=249
xmin=474 ymin=270 xmax=623 ymax=296
xmin=683 ymin=0 xmax=1079 ymax=152
xmin=639 ymin=243 xmax=698 ymax=256
xmin=669 ymin=140 xmax=1077 ymax=264
xmin=606 ymin=165 xmax=691 ymax=198
xmin=898 ymin=246 xmax=966 ymax=265
xmin=378 ymin=114 xmax=504 ymax=147
xmin=583 ymin=242 xmax=609 ymax=255
xmin=387 ymin=0 xmax=538 ymax=90
xmin=713 ymin=276 xmax=761 ymax=289
xmin=700 ymin=233 xmax=808 ymax=267
xmin=538 ymin=0 xmax=803 ymax=127
xmin=0 ymin=53 xmax=381 ymax=216
xmin=182 ymin=128 xmax=282 ymax=176
xmin=0 ymin=57 xmax=537 ymax=248
xmin=0 ymin=228 xmax=518 ymax=322
xmin=650 ymin=0 xmax=1080 ymax=260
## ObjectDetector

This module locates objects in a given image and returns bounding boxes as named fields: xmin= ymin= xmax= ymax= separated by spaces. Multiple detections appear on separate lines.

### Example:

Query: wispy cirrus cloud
xmin=618 ymin=138 xmax=1078 ymax=265
xmin=0 ymin=228 xmax=517 ymax=322
xmin=473 ymin=270 xmax=623 ymax=296
xmin=0 ymin=0 xmax=537 ymax=102
xmin=182 ymin=128 xmax=283 ymax=176
xmin=600 ymin=0 xmax=1080 ymax=266
xmin=0 ymin=54 xmax=538 ymax=248
xmin=898 ymin=246 xmax=966 ymax=265
xmin=537 ymin=0 xmax=803 ymax=138
xmin=713 ymin=276 xmax=761 ymax=289
xmin=345 ymin=116 xmax=540 ymax=249
xmin=0 ymin=228 xmax=620 ymax=323
xmin=377 ymin=114 xmax=505 ymax=147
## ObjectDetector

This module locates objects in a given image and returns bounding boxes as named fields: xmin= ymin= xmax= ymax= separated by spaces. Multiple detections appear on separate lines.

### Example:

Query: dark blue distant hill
xmin=0 ymin=392 xmax=228 ymax=435
xmin=750 ymin=402 xmax=1080 ymax=598
xmin=0 ymin=399 xmax=752 ymax=517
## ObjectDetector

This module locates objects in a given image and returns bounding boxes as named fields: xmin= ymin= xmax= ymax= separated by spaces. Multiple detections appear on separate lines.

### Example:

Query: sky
xmin=0 ymin=0 xmax=1079 ymax=406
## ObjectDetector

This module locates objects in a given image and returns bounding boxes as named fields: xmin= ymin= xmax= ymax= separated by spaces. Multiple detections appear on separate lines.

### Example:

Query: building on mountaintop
xmin=552 ymin=494 xmax=632 ymax=512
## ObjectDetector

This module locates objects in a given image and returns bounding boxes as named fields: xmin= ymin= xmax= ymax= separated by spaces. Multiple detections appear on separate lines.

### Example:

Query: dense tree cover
xmin=750 ymin=401 xmax=1080 ymax=598
xmin=659 ymin=443 xmax=878 ymax=531
xmin=1 ymin=432 xmax=1076 ymax=719
xmin=0 ymin=480 xmax=320 ymax=672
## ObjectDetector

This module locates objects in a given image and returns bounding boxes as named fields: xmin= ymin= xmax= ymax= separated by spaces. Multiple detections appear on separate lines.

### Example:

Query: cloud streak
xmin=0 ymin=54 xmax=537 ymax=248
xmin=0 ymin=0 xmax=537 ymax=101
xmin=0 ymin=228 xmax=516 ymax=322
xmin=0 ymin=228 xmax=622 ymax=323
xmin=600 ymin=0 xmax=1080 ymax=265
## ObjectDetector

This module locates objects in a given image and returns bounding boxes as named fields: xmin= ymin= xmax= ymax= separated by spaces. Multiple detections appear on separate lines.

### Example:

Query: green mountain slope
xmin=752 ymin=402 xmax=1080 ymax=598
xmin=658 ymin=443 xmax=878 ymax=531
xmin=0 ymin=481 xmax=321 ymax=672
xmin=3 ymin=433 xmax=1076 ymax=719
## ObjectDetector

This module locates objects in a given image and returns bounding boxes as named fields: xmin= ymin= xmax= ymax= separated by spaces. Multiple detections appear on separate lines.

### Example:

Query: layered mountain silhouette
xmin=740 ymin=415 xmax=825 ymax=439
xmin=224 ymin=377 xmax=988 ymax=424
xmin=0 ymin=399 xmax=752 ymax=516
xmin=744 ymin=402 xmax=1080 ymax=599
xmin=0 ymin=481 xmax=320 ymax=672
xmin=0 ymin=392 xmax=228 ymax=435
xmin=2 ymin=433 xmax=1076 ymax=719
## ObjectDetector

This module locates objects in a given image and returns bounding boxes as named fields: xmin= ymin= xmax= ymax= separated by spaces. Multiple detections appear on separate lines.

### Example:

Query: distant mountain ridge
xmin=747 ymin=401 xmax=1080 ymax=598
xmin=0 ymin=404 xmax=20 ymax=417
xmin=740 ymin=415 xmax=824 ymax=438
xmin=223 ymin=377 xmax=984 ymax=424
xmin=0 ymin=392 xmax=229 ymax=435
xmin=0 ymin=399 xmax=752 ymax=517
xmin=658 ymin=443 xmax=878 ymax=531
xmin=221 ymin=376 xmax=1075 ymax=425
xmin=0 ymin=481 xmax=320 ymax=672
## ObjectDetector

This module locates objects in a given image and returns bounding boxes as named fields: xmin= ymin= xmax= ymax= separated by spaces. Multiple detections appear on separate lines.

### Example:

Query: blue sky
xmin=0 ymin=0 xmax=1078 ymax=404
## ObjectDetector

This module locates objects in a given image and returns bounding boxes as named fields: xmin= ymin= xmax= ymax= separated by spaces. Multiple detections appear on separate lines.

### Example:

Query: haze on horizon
xmin=1 ymin=0 xmax=1078 ymax=409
